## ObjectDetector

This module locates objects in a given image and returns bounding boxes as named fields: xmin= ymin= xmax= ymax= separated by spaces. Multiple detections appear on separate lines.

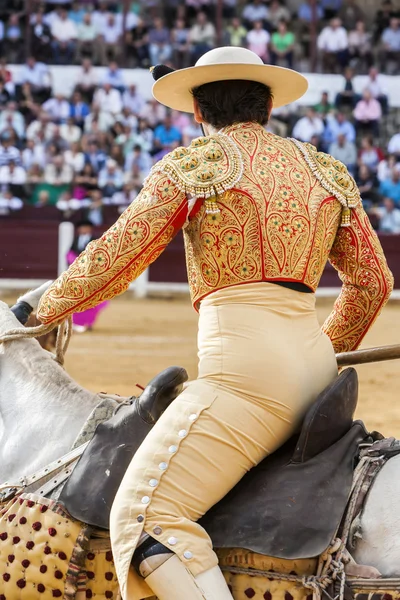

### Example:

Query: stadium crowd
xmin=0 ymin=0 xmax=400 ymax=233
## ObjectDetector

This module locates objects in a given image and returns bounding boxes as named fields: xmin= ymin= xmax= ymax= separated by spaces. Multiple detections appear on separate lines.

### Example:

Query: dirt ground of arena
xmin=2 ymin=291 xmax=400 ymax=437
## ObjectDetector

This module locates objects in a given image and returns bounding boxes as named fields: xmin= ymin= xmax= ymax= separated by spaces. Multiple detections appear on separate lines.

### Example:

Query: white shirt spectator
xmin=75 ymin=64 xmax=98 ymax=89
xmin=388 ymin=133 xmax=400 ymax=155
xmin=242 ymin=3 xmax=269 ymax=23
xmin=92 ymin=9 xmax=110 ymax=33
xmin=115 ymin=12 xmax=139 ymax=31
xmin=317 ymin=25 xmax=348 ymax=52
xmin=26 ymin=119 xmax=56 ymax=141
xmin=0 ymin=143 xmax=21 ymax=166
xmin=84 ymin=110 xmax=115 ymax=133
xmin=102 ymin=19 xmax=122 ymax=44
xmin=366 ymin=74 xmax=387 ymax=99
xmin=292 ymin=114 xmax=325 ymax=142
xmin=22 ymin=144 xmax=46 ymax=169
xmin=377 ymin=159 xmax=400 ymax=182
xmin=51 ymin=17 xmax=78 ymax=42
xmin=140 ymin=102 xmax=167 ymax=128
xmin=19 ymin=61 xmax=50 ymax=88
xmin=42 ymin=97 xmax=70 ymax=122
xmin=93 ymin=87 xmax=122 ymax=115
xmin=122 ymin=87 xmax=145 ymax=114
xmin=44 ymin=161 xmax=74 ymax=185
xmin=63 ymin=149 xmax=85 ymax=172
xmin=0 ymin=164 xmax=26 ymax=185
xmin=0 ymin=109 xmax=25 ymax=139
xmin=77 ymin=20 xmax=99 ymax=41
xmin=377 ymin=206 xmax=400 ymax=233
xmin=247 ymin=28 xmax=270 ymax=58
xmin=59 ymin=122 xmax=81 ymax=144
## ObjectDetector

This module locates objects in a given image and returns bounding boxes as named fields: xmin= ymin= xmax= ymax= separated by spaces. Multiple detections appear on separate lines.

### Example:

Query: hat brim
xmin=152 ymin=63 xmax=308 ymax=113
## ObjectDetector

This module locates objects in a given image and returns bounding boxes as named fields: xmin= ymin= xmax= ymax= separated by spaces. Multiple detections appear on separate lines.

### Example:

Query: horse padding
xmin=0 ymin=492 xmax=89 ymax=599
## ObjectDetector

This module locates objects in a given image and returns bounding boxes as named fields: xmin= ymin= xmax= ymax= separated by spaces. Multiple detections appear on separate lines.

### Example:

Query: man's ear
xmin=193 ymin=98 xmax=204 ymax=124
xmin=267 ymin=96 xmax=273 ymax=119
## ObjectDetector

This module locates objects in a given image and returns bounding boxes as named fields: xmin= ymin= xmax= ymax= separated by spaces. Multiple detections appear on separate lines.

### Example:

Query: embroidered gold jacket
xmin=37 ymin=123 xmax=394 ymax=353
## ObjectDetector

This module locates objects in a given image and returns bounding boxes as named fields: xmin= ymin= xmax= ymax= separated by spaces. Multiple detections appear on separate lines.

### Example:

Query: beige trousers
xmin=110 ymin=283 xmax=338 ymax=600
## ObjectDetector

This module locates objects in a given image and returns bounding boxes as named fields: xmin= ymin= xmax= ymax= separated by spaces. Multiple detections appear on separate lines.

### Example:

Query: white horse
xmin=0 ymin=284 xmax=399 ymax=580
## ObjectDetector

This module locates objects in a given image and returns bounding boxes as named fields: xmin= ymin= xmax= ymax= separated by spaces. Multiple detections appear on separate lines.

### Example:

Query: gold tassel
xmin=204 ymin=196 xmax=220 ymax=215
xmin=341 ymin=206 xmax=351 ymax=227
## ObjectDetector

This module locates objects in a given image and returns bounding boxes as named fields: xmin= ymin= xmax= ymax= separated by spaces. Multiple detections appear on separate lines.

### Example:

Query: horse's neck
xmin=0 ymin=336 xmax=99 ymax=483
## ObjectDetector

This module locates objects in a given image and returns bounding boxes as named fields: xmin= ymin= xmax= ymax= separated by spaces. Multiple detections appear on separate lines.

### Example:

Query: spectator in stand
xmin=270 ymin=20 xmax=295 ymax=69
xmin=242 ymin=0 xmax=270 ymax=29
xmin=356 ymin=164 xmax=381 ymax=208
xmin=125 ymin=17 xmax=150 ymax=68
xmin=51 ymin=8 xmax=78 ymax=64
xmin=22 ymin=138 xmax=46 ymax=170
xmin=247 ymin=21 xmax=270 ymax=63
xmin=69 ymin=91 xmax=90 ymax=128
xmin=42 ymin=94 xmax=70 ymax=124
xmin=99 ymin=13 xmax=122 ymax=63
xmin=0 ymin=79 xmax=10 ymax=109
xmin=0 ymin=159 xmax=27 ymax=199
xmin=26 ymin=111 xmax=55 ymax=141
xmin=189 ymin=12 xmax=216 ymax=64
xmin=379 ymin=169 xmax=400 ymax=204
xmin=25 ymin=163 xmax=44 ymax=197
xmin=338 ymin=0 xmax=364 ymax=30
xmin=31 ymin=12 xmax=52 ymax=63
xmin=268 ymin=1 xmax=292 ymax=30
xmin=148 ymin=17 xmax=172 ymax=66
xmin=0 ymin=132 xmax=21 ymax=166
xmin=73 ymin=162 xmax=98 ymax=198
xmin=84 ymin=139 xmax=107 ymax=173
xmin=44 ymin=155 xmax=74 ymax=187
xmin=16 ymin=82 xmax=40 ymax=124
xmin=335 ymin=67 xmax=359 ymax=109
xmin=374 ymin=0 xmax=400 ymax=43
xmin=122 ymin=84 xmax=145 ymax=115
xmin=126 ymin=117 xmax=154 ymax=153
xmin=371 ymin=197 xmax=400 ymax=233
xmin=224 ymin=17 xmax=247 ymax=47
xmin=69 ymin=2 xmax=86 ymax=25
xmin=102 ymin=61 xmax=125 ymax=93
xmin=365 ymin=67 xmax=389 ymax=114
xmin=292 ymin=108 xmax=324 ymax=143
xmin=92 ymin=1 xmax=109 ymax=35
xmin=380 ymin=17 xmax=400 ymax=72
xmin=124 ymin=144 xmax=152 ymax=183
xmin=358 ymin=135 xmax=384 ymax=173
xmin=353 ymin=89 xmax=382 ymax=137
xmin=74 ymin=59 xmax=98 ymax=103
xmin=64 ymin=141 xmax=85 ymax=174
xmin=388 ymin=132 xmax=400 ymax=159
xmin=323 ymin=112 xmax=356 ymax=147
xmin=84 ymin=107 xmax=114 ymax=134
xmin=298 ymin=0 xmax=323 ymax=24
xmin=98 ymin=158 xmax=124 ymax=198
xmin=93 ymin=83 xmax=122 ymax=116
xmin=378 ymin=154 xmax=400 ymax=182
xmin=19 ymin=57 xmax=51 ymax=103
xmin=140 ymin=98 xmax=167 ymax=128
xmin=76 ymin=12 xmax=100 ymax=64
xmin=153 ymin=114 xmax=182 ymax=157
xmin=0 ymin=102 xmax=25 ymax=139
xmin=171 ymin=18 xmax=190 ymax=69
xmin=328 ymin=133 xmax=357 ymax=175
xmin=314 ymin=91 xmax=333 ymax=117
xmin=60 ymin=117 xmax=81 ymax=145
xmin=318 ymin=18 xmax=349 ymax=73
xmin=5 ymin=15 xmax=23 ymax=63
xmin=348 ymin=21 xmax=373 ymax=71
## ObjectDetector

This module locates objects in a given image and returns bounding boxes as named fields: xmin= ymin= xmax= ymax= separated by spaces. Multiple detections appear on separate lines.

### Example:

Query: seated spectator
xmin=44 ymin=155 xmax=74 ymax=187
xmin=353 ymin=89 xmax=382 ymax=137
xmin=329 ymin=133 xmax=357 ymax=175
xmin=73 ymin=61 xmax=97 ymax=106
xmin=292 ymin=108 xmax=324 ymax=143
xmin=51 ymin=8 xmax=78 ymax=65
xmin=31 ymin=13 xmax=52 ymax=63
xmin=314 ymin=91 xmax=333 ymax=117
xmin=153 ymin=115 xmax=182 ymax=155
xmin=91 ymin=1 xmax=109 ymax=34
xmin=93 ymin=83 xmax=122 ymax=116
xmin=242 ymin=0 xmax=270 ymax=29
xmin=19 ymin=57 xmax=51 ymax=103
xmin=298 ymin=0 xmax=323 ymax=24
xmin=84 ymin=108 xmax=114 ymax=134
xmin=69 ymin=91 xmax=90 ymax=128
xmin=102 ymin=61 xmax=125 ymax=93
xmin=380 ymin=17 xmax=400 ymax=72
xmin=34 ymin=189 xmax=51 ymax=208
xmin=338 ymin=0 xmax=364 ymax=30
xmin=69 ymin=2 xmax=86 ymax=25
xmin=99 ymin=13 xmax=122 ymax=64
xmin=125 ymin=17 xmax=150 ymax=68
xmin=26 ymin=111 xmax=56 ymax=141
xmin=148 ymin=17 xmax=172 ymax=66
xmin=388 ymin=132 xmax=400 ymax=159
xmin=16 ymin=82 xmax=40 ymax=124
xmin=98 ymin=158 xmax=124 ymax=198
xmin=84 ymin=139 xmax=107 ymax=173
xmin=0 ymin=159 xmax=27 ymax=199
xmin=323 ymin=112 xmax=356 ymax=147
xmin=140 ymin=99 xmax=167 ymax=128
xmin=22 ymin=138 xmax=46 ymax=170
xmin=84 ymin=189 xmax=104 ymax=226
xmin=64 ymin=141 xmax=85 ymax=174
xmin=73 ymin=162 xmax=98 ymax=199
xmin=25 ymin=162 xmax=44 ymax=197
xmin=5 ymin=15 xmax=23 ymax=63
xmin=0 ymin=189 xmax=23 ymax=214
xmin=379 ymin=169 xmax=400 ymax=204
xmin=377 ymin=154 xmax=400 ymax=182
xmin=268 ymin=1 xmax=292 ymax=30
xmin=189 ymin=12 xmax=215 ymax=64
xmin=171 ymin=18 xmax=190 ymax=69
xmin=224 ymin=17 xmax=247 ymax=47
xmin=42 ymin=94 xmax=70 ymax=124
xmin=335 ymin=67 xmax=360 ymax=109
xmin=0 ymin=102 xmax=25 ymax=139
xmin=358 ymin=135 xmax=384 ymax=173
xmin=125 ymin=144 xmax=153 ymax=183
xmin=0 ymin=131 xmax=21 ymax=166
xmin=365 ymin=67 xmax=389 ymax=114
xmin=348 ymin=21 xmax=373 ymax=71
xmin=246 ymin=21 xmax=270 ymax=63
xmin=270 ymin=20 xmax=295 ymax=68
xmin=124 ymin=117 xmax=154 ymax=153
xmin=374 ymin=0 xmax=399 ymax=43
xmin=372 ymin=197 xmax=400 ymax=233
xmin=48 ymin=126 xmax=69 ymax=153
xmin=60 ymin=117 xmax=81 ymax=145
xmin=356 ymin=164 xmax=382 ymax=208
xmin=76 ymin=12 xmax=100 ymax=64
xmin=317 ymin=18 xmax=349 ymax=73
xmin=122 ymin=84 xmax=145 ymax=115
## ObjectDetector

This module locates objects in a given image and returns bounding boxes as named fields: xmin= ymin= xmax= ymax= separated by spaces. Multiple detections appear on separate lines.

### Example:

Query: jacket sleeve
xmin=321 ymin=202 xmax=394 ymax=353
xmin=37 ymin=170 xmax=188 ymax=325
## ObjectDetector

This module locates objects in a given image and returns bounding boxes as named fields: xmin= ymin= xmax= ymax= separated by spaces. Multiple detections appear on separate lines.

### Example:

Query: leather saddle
xmin=60 ymin=367 xmax=365 ymax=559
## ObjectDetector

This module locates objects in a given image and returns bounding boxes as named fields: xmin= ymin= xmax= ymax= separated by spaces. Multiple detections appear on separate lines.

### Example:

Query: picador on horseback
xmin=0 ymin=47 xmax=396 ymax=600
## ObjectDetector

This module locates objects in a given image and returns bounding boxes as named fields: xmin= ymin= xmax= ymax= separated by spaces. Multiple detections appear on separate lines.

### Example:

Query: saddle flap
xmin=292 ymin=367 xmax=358 ymax=463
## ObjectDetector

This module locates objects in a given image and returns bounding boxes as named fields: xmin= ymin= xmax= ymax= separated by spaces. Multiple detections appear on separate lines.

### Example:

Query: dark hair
xmin=192 ymin=80 xmax=273 ymax=129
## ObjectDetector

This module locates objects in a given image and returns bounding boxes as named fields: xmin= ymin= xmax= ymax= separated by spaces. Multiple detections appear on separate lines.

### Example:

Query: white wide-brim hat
xmin=152 ymin=46 xmax=309 ymax=113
